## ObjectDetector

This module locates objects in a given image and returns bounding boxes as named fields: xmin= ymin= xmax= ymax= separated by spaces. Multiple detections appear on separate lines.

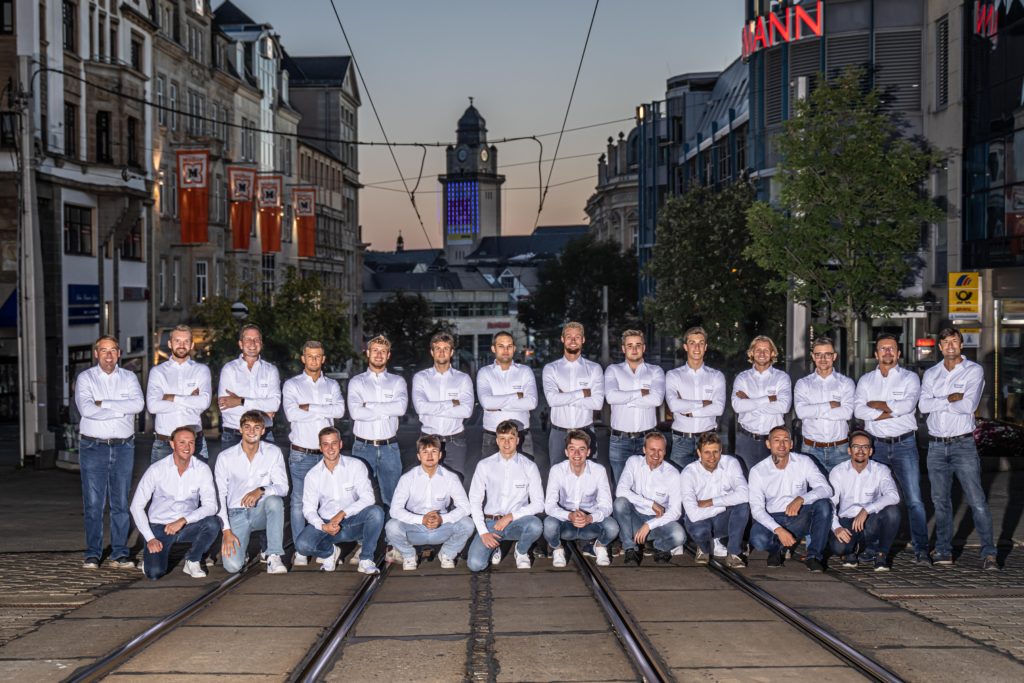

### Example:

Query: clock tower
xmin=439 ymin=99 xmax=505 ymax=264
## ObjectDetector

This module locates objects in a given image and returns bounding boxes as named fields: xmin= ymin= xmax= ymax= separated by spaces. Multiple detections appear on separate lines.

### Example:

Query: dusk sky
xmin=226 ymin=1 xmax=745 ymax=250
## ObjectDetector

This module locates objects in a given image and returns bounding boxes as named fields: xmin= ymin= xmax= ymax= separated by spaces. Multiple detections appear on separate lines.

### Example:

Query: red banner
xmin=256 ymin=175 xmax=283 ymax=254
xmin=177 ymin=150 xmax=209 ymax=243
xmin=227 ymin=166 xmax=255 ymax=251
xmin=293 ymin=187 xmax=317 ymax=258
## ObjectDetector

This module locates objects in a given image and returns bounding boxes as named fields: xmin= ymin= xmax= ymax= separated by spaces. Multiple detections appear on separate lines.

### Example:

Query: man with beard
xmin=217 ymin=324 xmax=281 ymax=447
xmin=147 ymin=325 xmax=211 ymax=463
xmin=543 ymin=322 xmax=604 ymax=468
xmin=477 ymin=331 xmax=538 ymax=457
xmin=412 ymin=332 xmax=474 ymax=478
xmin=732 ymin=336 xmax=791 ymax=472
xmin=794 ymin=336 xmax=856 ymax=472
xmin=666 ymin=326 xmax=726 ymax=471
xmin=605 ymin=330 xmax=665 ymax=483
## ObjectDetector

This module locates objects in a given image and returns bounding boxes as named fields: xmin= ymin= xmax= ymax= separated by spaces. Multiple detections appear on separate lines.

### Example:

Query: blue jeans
xmin=830 ymin=505 xmax=901 ymax=557
xmin=543 ymin=516 xmax=619 ymax=548
xmin=927 ymin=438 xmax=996 ymax=559
xmin=295 ymin=506 xmax=385 ymax=561
xmin=802 ymin=444 xmax=848 ymax=472
xmin=288 ymin=448 xmax=323 ymax=549
xmin=385 ymin=516 xmax=475 ymax=559
xmin=467 ymin=516 xmax=544 ymax=571
xmin=221 ymin=427 xmax=275 ymax=449
xmin=609 ymin=434 xmax=645 ymax=484
xmin=872 ymin=436 xmax=928 ymax=554
xmin=150 ymin=432 xmax=208 ymax=464
xmin=221 ymin=495 xmax=286 ymax=573
xmin=734 ymin=430 xmax=770 ymax=473
xmin=749 ymin=498 xmax=831 ymax=560
xmin=351 ymin=440 xmax=402 ymax=506
xmin=79 ymin=436 xmax=135 ymax=560
xmin=613 ymin=497 xmax=686 ymax=552
xmin=684 ymin=503 xmax=750 ymax=556
xmin=669 ymin=432 xmax=700 ymax=471
xmin=143 ymin=516 xmax=222 ymax=580
xmin=435 ymin=433 xmax=468 ymax=479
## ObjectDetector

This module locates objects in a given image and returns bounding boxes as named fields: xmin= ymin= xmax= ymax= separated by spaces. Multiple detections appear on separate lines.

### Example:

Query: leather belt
xmin=737 ymin=426 xmax=768 ymax=441
xmin=929 ymin=433 xmax=973 ymax=444
xmin=290 ymin=445 xmax=322 ymax=455
xmin=484 ymin=513 xmax=509 ymax=520
xmin=354 ymin=436 xmax=396 ymax=447
xmin=155 ymin=429 xmax=202 ymax=442
xmin=875 ymin=431 xmax=915 ymax=444
xmin=803 ymin=437 xmax=849 ymax=449
xmin=672 ymin=429 xmax=713 ymax=439
xmin=421 ymin=431 xmax=465 ymax=443
xmin=81 ymin=435 xmax=134 ymax=446
xmin=611 ymin=429 xmax=645 ymax=439
xmin=483 ymin=428 xmax=530 ymax=436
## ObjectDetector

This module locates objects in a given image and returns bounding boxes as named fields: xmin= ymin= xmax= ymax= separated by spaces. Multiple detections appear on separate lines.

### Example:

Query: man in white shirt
xmin=75 ymin=335 xmax=145 ymax=569
xmin=216 ymin=410 xmax=290 ymax=574
xmin=294 ymin=427 xmax=384 ymax=574
xmin=605 ymin=330 xmax=665 ymax=483
xmin=283 ymin=340 xmax=345 ymax=564
xmin=613 ymin=433 xmax=685 ymax=566
xmin=130 ymin=427 xmax=221 ymax=580
xmin=147 ymin=324 xmax=212 ymax=463
xmin=467 ymin=420 xmax=545 ymax=571
xmin=544 ymin=430 xmax=618 ymax=568
xmin=666 ymin=326 xmax=726 ymax=471
xmin=543 ymin=321 xmax=605 ymax=468
xmin=854 ymin=334 xmax=928 ymax=563
xmin=680 ymin=432 xmax=748 ymax=568
xmin=385 ymin=435 xmax=475 ymax=570
xmin=919 ymin=328 xmax=997 ymax=569
xmin=413 ymin=332 xmax=474 ymax=478
xmin=748 ymin=426 xmax=833 ymax=572
xmin=794 ymin=336 xmax=856 ymax=472
xmin=347 ymin=335 xmax=408 ymax=506
xmin=732 ymin=335 xmax=792 ymax=472
xmin=478 ymin=331 xmax=538 ymax=458
xmin=829 ymin=430 xmax=901 ymax=572
xmin=217 ymin=324 xmax=281 ymax=447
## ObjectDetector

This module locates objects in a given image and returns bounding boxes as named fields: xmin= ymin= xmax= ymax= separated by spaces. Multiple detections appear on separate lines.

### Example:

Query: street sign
xmin=948 ymin=272 xmax=981 ymax=320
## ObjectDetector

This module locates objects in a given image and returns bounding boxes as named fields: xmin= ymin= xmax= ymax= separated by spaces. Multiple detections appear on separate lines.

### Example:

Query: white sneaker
xmin=552 ymin=547 xmax=567 ymax=568
xmin=321 ymin=545 xmax=342 ymax=572
xmin=259 ymin=551 xmax=268 ymax=564
xmin=266 ymin=554 xmax=288 ymax=574
xmin=386 ymin=547 xmax=404 ymax=564
xmin=670 ymin=545 xmax=685 ymax=556
xmin=204 ymin=556 xmax=217 ymax=567
xmin=349 ymin=543 xmax=363 ymax=565
xmin=293 ymin=552 xmax=309 ymax=567
xmin=439 ymin=553 xmax=457 ymax=569
xmin=514 ymin=549 xmax=531 ymax=569
xmin=713 ymin=538 xmax=728 ymax=558
xmin=357 ymin=559 xmax=380 ymax=575
xmin=182 ymin=559 xmax=207 ymax=578
xmin=403 ymin=556 xmax=418 ymax=571
xmin=491 ymin=548 xmax=502 ymax=566
xmin=594 ymin=544 xmax=610 ymax=567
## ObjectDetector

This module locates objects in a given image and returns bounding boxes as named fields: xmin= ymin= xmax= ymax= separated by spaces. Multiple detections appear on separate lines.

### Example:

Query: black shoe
xmin=806 ymin=557 xmax=825 ymax=573
xmin=982 ymin=555 xmax=999 ymax=571
xmin=766 ymin=551 xmax=784 ymax=568
xmin=913 ymin=550 xmax=933 ymax=565
xmin=624 ymin=549 xmax=641 ymax=566
xmin=653 ymin=550 xmax=672 ymax=564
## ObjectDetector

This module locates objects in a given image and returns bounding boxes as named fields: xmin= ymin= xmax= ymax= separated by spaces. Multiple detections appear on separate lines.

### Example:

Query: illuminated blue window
xmin=446 ymin=180 xmax=480 ymax=236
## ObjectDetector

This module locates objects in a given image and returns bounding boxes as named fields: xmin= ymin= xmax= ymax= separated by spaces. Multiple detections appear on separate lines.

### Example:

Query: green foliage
xmin=363 ymin=292 xmax=454 ymax=370
xmin=646 ymin=181 xmax=785 ymax=359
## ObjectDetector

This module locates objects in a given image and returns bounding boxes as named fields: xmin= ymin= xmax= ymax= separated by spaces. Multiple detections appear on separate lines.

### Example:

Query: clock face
xmin=457 ymin=148 xmax=468 ymax=162
xmin=480 ymin=148 xmax=489 ymax=162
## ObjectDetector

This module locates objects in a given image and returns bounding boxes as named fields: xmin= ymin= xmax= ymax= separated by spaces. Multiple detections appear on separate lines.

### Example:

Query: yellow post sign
xmin=948 ymin=272 xmax=981 ymax=320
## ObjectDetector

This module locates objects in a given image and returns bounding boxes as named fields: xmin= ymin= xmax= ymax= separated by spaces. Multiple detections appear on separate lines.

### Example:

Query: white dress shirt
xmin=828 ymin=459 xmax=900 ymax=530
xmin=469 ymin=452 xmax=545 ymax=536
xmin=302 ymin=456 xmax=375 ymax=528
xmin=794 ymin=370 xmax=855 ymax=443
xmin=918 ymin=357 xmax=984 ymax=438
xmin=543 ymin=357 xmax=605 ymax=429
xmin=680 ymin=455 xmax=749 ymax=523
xmin=75 ymin=365 xmax=145 ymax=439
xmin=146 ymin=358 xmax=212 ymax=436
xmin=604 ymin=361 xmax=666 ymax=433
xmin=282 ymin=372 xmax=345 ymax=449
xmin=853 ymin=366 xmax=921 ymax=438
xmin=130 ymin=455 xmax=218 ymax=541
xmin=218 ymin=356 xmax=281 ymax=429
xmin=731 ymin=367 xmax=792 ymax=435
xmin=347 ymin=369 xmax=408 ymax=440
xmin=476 ymin=362 xmax=538 ymax=432
xmin=412 ymin=366 xmax=474 ymax=436
xmin=748 ymin=452 xmax=832 ymax=532
xmin=615 ymin=455 xmax=682 ymax=529
xmin=545 ymin=460 xmax=613 ymax=523
xmin=214 ymin=442 xmax=290 ymax=530
xmin=665 ymin=363 xmax=727 ymax=434
xmin=390 ymin=465 xmax=470 ymax=525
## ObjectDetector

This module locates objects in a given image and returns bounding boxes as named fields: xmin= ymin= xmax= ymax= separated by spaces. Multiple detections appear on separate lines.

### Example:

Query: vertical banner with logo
xmin=176 ymin=150 xmax=209 ymax=243
xmin=293 ymin=187 xmax=317 ymax=258
xmin=227 ymin=166 xmax=256 ymax=251
xmin=948 ymin=272 xmax=982 ymax=321
xmin=256 ymin=175 xmax=283 ymax=254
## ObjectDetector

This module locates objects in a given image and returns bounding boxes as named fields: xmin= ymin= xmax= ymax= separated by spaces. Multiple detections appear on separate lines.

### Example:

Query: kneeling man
xmin=614 ymin=432 xmax=685 ymax=566
xmin=680 ymin=432 xmax=749 ymax=568
xmin=295 ymin=427 xmax=385 ymax=574
xmin=386 ymin=435 xmax=475 ymax=570
xmin=544 ymin=429 xmax=618 ymax=567
xmin=130 ymin=427 xmax=221 ymax=579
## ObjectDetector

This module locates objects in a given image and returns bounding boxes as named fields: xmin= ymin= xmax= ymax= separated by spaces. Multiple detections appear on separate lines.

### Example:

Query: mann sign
xmin=742 ymin=1 xmax=824 ymax=60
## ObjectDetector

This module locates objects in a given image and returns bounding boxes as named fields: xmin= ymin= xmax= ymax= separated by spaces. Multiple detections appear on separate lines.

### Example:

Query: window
xmin=214 ymin=260 xmax=223 ymax=296
xmin=95 ymin=111 xmax=111 ymax=162
xmin=109 ymin=21 xmax=118 ymax=63
xmin=63 ymin=103 xmax=76 ymax=158
xmin=121 ymin=220 xmax=142 ymax=260
xmin=63 ymin=204 xmax=92 ymax=255
xmin=156 ymin=76 xmax=166 ymax=126
xmin=169 ymin=82 xmax=178 ymax=130
xmin=936 ymin=15 xmax=949 ymax=110
xmin=126 ymin=117 xmax=138 ymax=166
xmin=62 ymin=1 xmax=75 ymax=51
xmin=1 ymin=0 xmax=13 ymax=34
xmin=262 ymin=253 xmax=275 ymax=298
xmin=168 ymin=166 xmax=178 ymax=217
xmin=159 ymin=258 xmax=166 ymax=306
xmin=171 ymin=258 xmax=180 ymax=305
xmin=194 ymin=260 xmax=208 ymax=303
xmin=159 ymin=165 xmax=169 ymax=215
xmin=130 ymin=35 xmax=143 ymax=71
xmin=0 ymin=112 xmax=14 ymax=147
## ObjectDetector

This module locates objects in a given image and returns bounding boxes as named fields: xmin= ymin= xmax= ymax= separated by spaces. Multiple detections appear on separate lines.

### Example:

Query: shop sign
xmin=960 ymin=328 xmax=981 ymax=348
xmin=948 ymin=272 xmax=981 ymax=320
xmin=741 ymin=0 xmax=823 ymax=60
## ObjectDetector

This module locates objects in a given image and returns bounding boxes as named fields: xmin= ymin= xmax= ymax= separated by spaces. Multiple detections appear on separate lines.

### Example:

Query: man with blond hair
xmin=732 ymin=335 xmax=791 ymax=472
xmin=543 ymin=322 xmax=604 ymax=469
xmin=666 ymin=326 xmax=726 ymax=470
xmin=605 ymin=330 xmax=665 ymax=483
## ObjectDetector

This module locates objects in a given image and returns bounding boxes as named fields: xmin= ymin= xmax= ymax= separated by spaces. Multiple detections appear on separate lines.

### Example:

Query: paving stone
xmin=489 ymin=570 xmax=594 ymax=598
xmin=680 ymin=666 xmax=867 ymax=682
xmin=326 ymin=638 xmax=468 ymax=682
xmin=189 ymin=593 xmax=350 ymax=627
xmin=872 ymin=645 xmax=1024 ymax=682
xmin=65 ymin=586 xmax=207 ymax=619
xmin=355 ymin=600 xmax=470 ymax=637
xmin=493 ymin=632 xmax=636 ymax=682
xmin=232 ymin=569 xmax=364 ymax=595
xmin=492 ymin=596 xmax=609 ymax=634
xmin=642 ymin=622 xmax=844 ymax=669
xmin=0 ymin=657 xmax=84 ymax=682
xmin=0 ymin=616 xmax=157 ymax=658
xmin=374 ymin=573 xmax=472 ymax=603
xmin=618 ymin=588 xmax=776 ymax=622
xmin=600 ymin=565 xmax=731 ymax=591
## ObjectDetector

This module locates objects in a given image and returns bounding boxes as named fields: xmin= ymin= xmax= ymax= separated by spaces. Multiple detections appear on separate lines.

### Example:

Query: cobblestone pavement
xmin=0 ymin=553 xmax=140 ymax=646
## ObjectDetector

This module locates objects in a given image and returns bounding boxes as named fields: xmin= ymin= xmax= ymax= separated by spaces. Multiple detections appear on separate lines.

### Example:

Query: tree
xmin=363 ymin=292 xmax=453 ymax=370
xmin=746 ymin=67 xmax=943 ymax=373
xmin=517 ymin=235 xmax=638 ymax=361
xmin=646 ymin=181 xmax=785 ymax=360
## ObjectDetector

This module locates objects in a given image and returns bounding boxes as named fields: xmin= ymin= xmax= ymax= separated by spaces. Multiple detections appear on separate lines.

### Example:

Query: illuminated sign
xmin=446 ymin=180 xmax=480 ymax=241
xmin=948 ymin=272 xmax=982 ymax=320
xmin=741 ymin=1 xmax=823 ymax=60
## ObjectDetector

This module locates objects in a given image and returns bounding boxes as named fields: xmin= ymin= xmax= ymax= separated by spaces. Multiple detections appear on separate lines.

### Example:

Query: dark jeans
xmin=609 ymin=433 xmax=645 ymax=484
xmin=927 ymin=438 xmax=996 ymax=559
xmin=749 ymin=498 xmax=831 ymax=561
xmin=428 ymin=432 xmax=467 ymax=479
xmin=669 ymin=432 xmax=700 ymax=471
xmin=295 ymin=505 xmax=386 ymax=562
xmin=684 ymin=504 xmax=750 ymax=556
xmin=613 ymin=497 xmax=686 ymax=552
xmin=734 ymin=430 xmax=770 ymax=473
xmin=830 ymin=505 xmax=901 ymax=558
xmin=351 ymin=440 xmax=402 ymax=506
xmin=143 ymin=516 xmax=222 ymax=580
xmin=79 ymin=436 xmax=135 ymax=560
xmin=872 ymin=436 xmax=928 ymax=554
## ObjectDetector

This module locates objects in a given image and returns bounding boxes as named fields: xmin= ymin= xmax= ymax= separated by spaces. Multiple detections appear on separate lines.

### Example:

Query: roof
xmin=685 ymin=57 xmax=748 ymax=153
xmin=364 ymin=268 xmax=506 ymax=293
xmin=283 ymin=54 xmax=352 ymax=86
xmin=363 ymin=249 xmax=444 ymax=272
xmin=465 ymin=225 xmax=588 ymax=264
xmin=212 ymin=0 xmax=258 ymax=27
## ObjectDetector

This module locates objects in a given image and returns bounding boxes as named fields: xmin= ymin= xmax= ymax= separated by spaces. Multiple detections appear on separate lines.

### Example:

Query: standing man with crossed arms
xmin=217 ymin=324 xmax=281 ymax=447
xmin=543 ymin=321 xmax=604 ymax=469
xmin=605 ymin=330 xmax=665 ymax=483
xmin=794 ymin=336 xmax=856 ymax=472
xmin=477 ymin=331 xmax=538 ymax=457
xmin=147 ymin=324 xmax=211 ymax=463
xmin=732 ymin=335 xmax=791 ymax=472
xmin=413 ymin=332 xmax=474 ymax=478
xmin=666 ymin=326 xmax=726 ymax=471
